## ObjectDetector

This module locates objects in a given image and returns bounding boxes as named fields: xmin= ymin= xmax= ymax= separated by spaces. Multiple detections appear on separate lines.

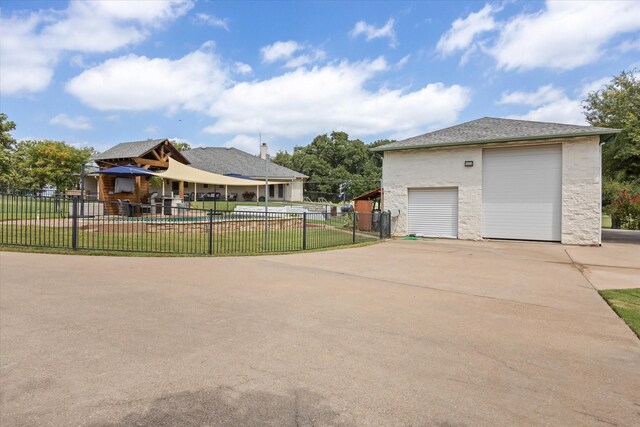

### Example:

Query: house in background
xmin=86 ymin=139 xmax=306 ymax=206
xmin=181 ymin=146 xmax=307 ymax=202
xmin=373 ymin=117 xmax=620 ymax=245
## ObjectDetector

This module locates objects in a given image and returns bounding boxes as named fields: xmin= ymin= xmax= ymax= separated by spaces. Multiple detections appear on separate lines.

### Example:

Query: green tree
xmin=13 ymin=140 xmax=93 ymax=191
xmin=272 ymin=131 xmax=392 ymax=202
xmin=583 ymin=70 xmax=640 ymax=183
xmin=171 ymin=141 xmax=191 ymax=151
xmin=0 ymin=113 xmax=17 ymax=188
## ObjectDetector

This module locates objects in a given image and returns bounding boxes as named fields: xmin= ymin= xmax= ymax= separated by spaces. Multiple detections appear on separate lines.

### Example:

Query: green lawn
xmin=599 ymin=288 xmax=640 ymax=338
xmin=0 ymin=223 xmax=377 ymax=255
xmin=0 ymin=196 xmax=70 ymax=220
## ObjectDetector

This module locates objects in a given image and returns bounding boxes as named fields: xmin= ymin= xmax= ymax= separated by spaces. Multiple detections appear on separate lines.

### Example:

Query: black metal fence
xmin=0 ymin=194 xmax=390 ymax=255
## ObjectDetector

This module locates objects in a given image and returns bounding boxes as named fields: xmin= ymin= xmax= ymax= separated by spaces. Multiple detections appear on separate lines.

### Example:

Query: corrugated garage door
xmin=482 ymin=144 xmax=562 ymax=241
xmin=408 ymin=188 xmax=458 ymax=238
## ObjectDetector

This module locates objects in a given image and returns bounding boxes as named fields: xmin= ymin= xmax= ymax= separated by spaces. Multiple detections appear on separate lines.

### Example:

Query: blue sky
xmin=1 ymin=1 xmax=639 ymax=155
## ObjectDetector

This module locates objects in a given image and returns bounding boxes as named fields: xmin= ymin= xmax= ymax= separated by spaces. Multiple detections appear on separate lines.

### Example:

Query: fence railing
xmin=0 ymin=194 xmax=390 ymax=255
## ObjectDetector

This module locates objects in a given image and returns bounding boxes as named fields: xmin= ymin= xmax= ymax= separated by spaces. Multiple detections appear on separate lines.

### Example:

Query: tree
xmin=12 ymin=140 xmax=93 ymax=191
xmin=171 ymin=141 xmax=191 ymax=151
xmin=0 ymin=113 xmax=17 ymax=188
xmin=583 ymin=70 xmax=640 ymax=183
xmin=272 ymin=131 xmax=392 ymax=202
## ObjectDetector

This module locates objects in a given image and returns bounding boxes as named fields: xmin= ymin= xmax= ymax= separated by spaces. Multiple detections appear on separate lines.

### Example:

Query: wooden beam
xmin=134 ymin=158 xmax=168 ymax=168
xmin=179 ymin=181 xmax=184 ymax=199
xmin=150 ymin=148 xmax=162 ymax=161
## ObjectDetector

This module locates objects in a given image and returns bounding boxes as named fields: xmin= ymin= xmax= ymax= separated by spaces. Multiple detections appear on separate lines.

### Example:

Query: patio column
xmin=179 ymin=180 xmax=184 ymax=199
xmin=256 ymin=184 xmax=259 ymax=204
xmin=225 ymin=185 xmax=228 ymax=202
xmin=194 ymin=184 xmax=197 ymax=204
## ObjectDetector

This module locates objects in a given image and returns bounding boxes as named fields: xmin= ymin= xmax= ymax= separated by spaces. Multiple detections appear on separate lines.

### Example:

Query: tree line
xmin=271 ymin=131 xmax=391 ymax=202
xmin=0 ymin=114 xmax=93 ymax=192
xmin=583 ymin=70 xmax=640 ymax=229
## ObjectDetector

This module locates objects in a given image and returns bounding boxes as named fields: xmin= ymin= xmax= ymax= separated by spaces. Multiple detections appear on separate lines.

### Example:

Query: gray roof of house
xmin=372 ymin=117 xmax=621 ymax=152
xmin=93 ymin=139 xmax=167 ymax=160
xmin=182 ymin=147 xmax=307 ymax=179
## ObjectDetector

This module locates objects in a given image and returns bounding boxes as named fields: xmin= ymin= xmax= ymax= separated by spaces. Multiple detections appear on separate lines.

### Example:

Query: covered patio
xmin=96 ymin=158 xmax=288 ymax=216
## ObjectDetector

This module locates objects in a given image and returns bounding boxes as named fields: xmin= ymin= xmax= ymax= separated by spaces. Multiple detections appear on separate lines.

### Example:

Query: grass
xmin=0 ymin=223 xmax=378 ymax=255
xmin=599 ymin=288 xmax=640 ymax=339
xmin=602 ymin=214 xmax=612 ymax=229
xmin=1 ymin=196 xmax=70 ymax=220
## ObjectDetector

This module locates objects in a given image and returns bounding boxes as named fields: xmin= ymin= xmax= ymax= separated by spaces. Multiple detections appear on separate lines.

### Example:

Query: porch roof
xmin=149 ymin=158 xmax=289 ymax=186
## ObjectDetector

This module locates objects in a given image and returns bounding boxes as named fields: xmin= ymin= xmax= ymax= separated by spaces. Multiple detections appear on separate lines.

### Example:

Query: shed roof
xmin=372 ymin=117 xmax=621 ymax=152
xmin=93 ymin=139 xmax=189 ymax=164
xmin=181 ymin=147 xmax=307 ymax=179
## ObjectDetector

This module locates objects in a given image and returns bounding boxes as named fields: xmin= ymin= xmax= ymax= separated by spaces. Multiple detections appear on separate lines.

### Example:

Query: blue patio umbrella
xmin=95 ymin=165 xmax=155 ymax=176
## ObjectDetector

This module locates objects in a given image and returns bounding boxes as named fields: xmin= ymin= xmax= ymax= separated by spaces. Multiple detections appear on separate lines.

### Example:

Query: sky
xmin=1 ymin=1 xmax=639 ymax=155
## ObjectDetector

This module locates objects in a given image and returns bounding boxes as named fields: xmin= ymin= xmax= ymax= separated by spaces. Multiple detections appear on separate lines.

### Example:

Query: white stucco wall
xmin=383 ymin=146 xmax=483 ymax=240
xmin=382 ymin=136 xmax=602 ymax=245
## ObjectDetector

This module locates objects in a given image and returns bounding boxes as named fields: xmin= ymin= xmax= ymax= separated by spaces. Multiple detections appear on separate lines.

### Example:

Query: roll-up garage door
xmin=482 ymin=145 xmax=562 ymax=241
xmin=408 ymin=188 xmax=458 ymax=238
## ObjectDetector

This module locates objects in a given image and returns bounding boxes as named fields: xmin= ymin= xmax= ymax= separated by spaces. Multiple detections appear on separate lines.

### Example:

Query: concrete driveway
xmin=1 ymin=240 xmax=639 ymax=426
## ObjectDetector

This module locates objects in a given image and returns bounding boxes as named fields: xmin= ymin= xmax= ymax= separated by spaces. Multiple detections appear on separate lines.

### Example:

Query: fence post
xmin=71 ymin=197 xmax=78 ymax=250
xmin=387 ymin=210 xmax=391 ymax=238
xmin=380 ymin=211 xmax=384 ymax=240
xmin=302 ymin=212 xmax=307 ymax=250
xmin=208 ymin=209 xmax=214 ymax=255
xmin=352 ymin=212 xmax=356 ymax=243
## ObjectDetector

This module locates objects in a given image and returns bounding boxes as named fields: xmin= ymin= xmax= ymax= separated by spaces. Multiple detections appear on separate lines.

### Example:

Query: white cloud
xmin=579 ymin=77 xmax=611 ymax=98
xmin=204 ymin=57 xmax=470 ymax=138
xmin=261 ymin=40 xmax=303 ymax=63
xmin=0 ymin=0 xmax=192 ymax=95
xmin=436 ymin=4 xmax=497 ymax=55
xmin=498 ymin=84 xmax=565 ymax=106
xmin=350 ymin=19 xmax=397 ymax=47
xmin=234 ymin=62 xmax=253 ymax=75
xmin=507 ymin=97 xmax=586 ymax=125
xmin=194 ymin=13 xmax=229 ymax=31
xmin=490 ymin=1 xmax=640 ymax=70
xmin=260 ymin=40 xmax=326 ymax=68
xmin=223 ymin=135 xmax=260 ymax=154
xmin=617 ymin=38 xmax=640 ymax=53
xmin=49 ymin=114 xmax=92 ymax=130
xmin=437 ymin=1 xmax=640 ymax=71
xmin=66 ymin=50 xmax=228 ymax=112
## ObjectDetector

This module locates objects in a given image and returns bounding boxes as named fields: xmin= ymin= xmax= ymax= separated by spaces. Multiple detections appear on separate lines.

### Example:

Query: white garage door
xmin=482 ymin=145 xmax=562 ymax=241
xmin=408 ymin=188 xmax=458 ymax=238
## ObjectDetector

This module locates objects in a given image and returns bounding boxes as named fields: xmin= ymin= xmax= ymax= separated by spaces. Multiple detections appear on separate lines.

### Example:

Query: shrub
xmin=604 ymin=180 xmax=640 ymax=229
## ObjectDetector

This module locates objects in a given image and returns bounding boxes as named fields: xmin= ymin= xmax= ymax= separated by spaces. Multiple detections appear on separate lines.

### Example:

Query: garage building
xmin=374 ymin=117 xmax=620 ymax=245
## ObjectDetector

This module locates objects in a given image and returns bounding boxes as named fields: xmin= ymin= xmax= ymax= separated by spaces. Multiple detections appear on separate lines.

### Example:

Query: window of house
xmin=278 ymin=184 xmax=284 ymax=198
xmin=269 ymin=184 xmax=275 ymax=198
xmin=203 ymin=184 xmax=209 ymax=188
xmin=184 ymin=182 xmax=189 ymax=188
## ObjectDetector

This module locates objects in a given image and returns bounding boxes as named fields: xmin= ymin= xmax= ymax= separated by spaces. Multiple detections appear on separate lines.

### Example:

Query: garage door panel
xmin=408 ymin=188 xmax=458 ymax=238
xmin=482 ymin=145 xmax=562 ymax=241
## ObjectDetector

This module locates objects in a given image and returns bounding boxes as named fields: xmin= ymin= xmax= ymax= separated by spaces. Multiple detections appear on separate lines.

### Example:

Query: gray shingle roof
xmin=373 ymin=117 xmax=621 ymax=152
xmin=182 ymin=147 xmax=307 ymax=179
xmin=94 ymin=139 xmax=167 ymax=160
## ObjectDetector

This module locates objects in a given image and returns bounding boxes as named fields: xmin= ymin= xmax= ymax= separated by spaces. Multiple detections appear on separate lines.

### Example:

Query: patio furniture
xmin=117 ymin=199 xmax=133 ymax=217
xmin=227 ymin=193 xmax=238 ymax=201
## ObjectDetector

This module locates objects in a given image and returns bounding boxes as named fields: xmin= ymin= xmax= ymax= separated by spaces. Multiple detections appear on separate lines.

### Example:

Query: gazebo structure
xmin=91 ymin=139 xmax=290 ymax=215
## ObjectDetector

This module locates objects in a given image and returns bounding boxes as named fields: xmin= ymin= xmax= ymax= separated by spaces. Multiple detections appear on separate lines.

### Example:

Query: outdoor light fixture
xmin=465 ymin=161 xmax=474 ymax=167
